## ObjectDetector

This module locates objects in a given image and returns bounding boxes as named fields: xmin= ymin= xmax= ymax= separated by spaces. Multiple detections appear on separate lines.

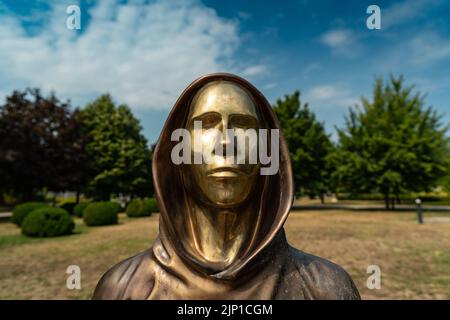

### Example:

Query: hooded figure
xmin=93 ymin=73 xmax=360 ymax=300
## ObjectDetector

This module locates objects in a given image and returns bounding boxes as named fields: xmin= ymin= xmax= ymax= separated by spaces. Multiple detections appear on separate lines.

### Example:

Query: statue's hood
xmin=151 ymin=73 xmax=294 ymax=280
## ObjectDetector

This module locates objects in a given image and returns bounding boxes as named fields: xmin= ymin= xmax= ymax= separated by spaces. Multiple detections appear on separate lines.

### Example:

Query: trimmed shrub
xmin=126 ymin=198 xmax=152 ymax=218
xmin=73 ymin=202 xmax=90 ymax=217
xmin=144 ymin=198 xmax=159 ymax=213
xmin=21 ymin=207 xmax=74 ymax=237
xmin=12 ymin=202 xmax=49 ymax=226
xmin=109 ymin=201 xmax=122 ymax=213
xmin=83 ymin=202 xmax=119 ymax=226
xmin=59 ymin=202 xmax=77 ymax=215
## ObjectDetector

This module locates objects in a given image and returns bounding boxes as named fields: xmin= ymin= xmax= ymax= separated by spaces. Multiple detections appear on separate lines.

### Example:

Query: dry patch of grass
xmin=285 ymin=211 xmax=450 ymax=299
xmin=0 ymin=214 xmax=158 ymax=299
xmin=0 ymin=211 xmax=448 ymax=299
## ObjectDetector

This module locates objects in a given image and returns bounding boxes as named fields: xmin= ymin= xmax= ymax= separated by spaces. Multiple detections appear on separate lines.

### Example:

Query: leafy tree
xmin=441 ymin=139 xmax=450 ymax=195
xmin=0 ymin=89 xmax=86 ymax=200
xmin=333 ymin=75 xmax=449 ymax=209
xmin=80 ymin=94 xmax=153 ymax=200
xmin=273 ymin=91 xmax=334 ymax=201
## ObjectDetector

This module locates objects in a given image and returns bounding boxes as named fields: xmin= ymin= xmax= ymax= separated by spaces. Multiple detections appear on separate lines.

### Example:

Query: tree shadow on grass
xmin=0 ymin=222 xmax=91 ymax=249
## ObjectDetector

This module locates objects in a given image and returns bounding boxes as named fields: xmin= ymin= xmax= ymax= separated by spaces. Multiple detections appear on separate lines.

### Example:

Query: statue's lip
xmin=207 ymin=167 xmax=243 ymax=178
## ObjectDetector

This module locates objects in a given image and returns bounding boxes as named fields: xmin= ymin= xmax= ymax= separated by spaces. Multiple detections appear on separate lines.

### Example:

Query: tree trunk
xmin=391 ymin=198 xmax=395 ymax=210
xmin=384 ymin=192 xmax=390 ymax=210
xmin=320 ymin=193 xmax=325 ymax=204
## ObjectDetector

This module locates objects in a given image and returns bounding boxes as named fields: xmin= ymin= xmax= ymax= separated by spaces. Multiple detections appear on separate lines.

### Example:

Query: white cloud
xmin=372 ymin=29 xmax=450 ymax=75
xmin=319 ymin=29 xmax=361 ymax=57
xmin=0 ymin=0 xmax=248 ymax=110
xmin=262 ymin=82 xmax=277 ymax=90
xmin=305 ymin=85 xmax=357 ymax=109
xmin=237 ymin=11 xmax=251 ymax=21
xmin=320 ymin=29 xmax=351 ymax=47
xmin=303 ymin=63 xmax=320 ymax=79
xmin=383 ymin=0 xmax=441 ymax=29
xmin=241 ymin=64 xmax=268 ymax=77
xmin=409 ymin=32 xmax=450 ymax=65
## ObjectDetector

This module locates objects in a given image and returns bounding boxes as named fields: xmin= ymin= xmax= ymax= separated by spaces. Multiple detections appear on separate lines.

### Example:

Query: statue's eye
xmin=202 ymin=116 xmax=216 ymax=128
xmin=230 ymin=115 xmax=257 ymax=129
xmin=194 ymin=113 xmax=220 ymax=129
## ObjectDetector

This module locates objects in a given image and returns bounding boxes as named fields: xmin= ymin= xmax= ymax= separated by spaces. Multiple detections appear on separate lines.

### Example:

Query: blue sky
xmin=1 ymin=0 xmax=449 ymax=143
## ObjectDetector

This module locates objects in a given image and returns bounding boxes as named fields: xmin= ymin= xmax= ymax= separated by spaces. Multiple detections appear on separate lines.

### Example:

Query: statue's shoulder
xmin=92 ymin=249 xmax=154 ymax=300
xmin=287 ymin=246 xmax=361 ymax=300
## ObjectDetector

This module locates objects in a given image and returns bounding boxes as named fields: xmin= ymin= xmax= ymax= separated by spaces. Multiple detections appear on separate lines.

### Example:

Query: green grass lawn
xmin=0 ymin=211 xmax=449 ymax=299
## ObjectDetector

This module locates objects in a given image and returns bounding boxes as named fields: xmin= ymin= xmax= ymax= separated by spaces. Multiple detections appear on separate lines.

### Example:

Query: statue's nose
xmin=218 ymin=118 xmax=233 ymax=157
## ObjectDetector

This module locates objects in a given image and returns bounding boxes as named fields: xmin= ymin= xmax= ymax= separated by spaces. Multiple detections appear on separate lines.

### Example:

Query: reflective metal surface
xmin=93 ymin=73 xmax=361 ymax=300
xmin=187 ymin=81 xmax=261 ymax=208
xmin=182 ymin=81 xmax=262 ymax=268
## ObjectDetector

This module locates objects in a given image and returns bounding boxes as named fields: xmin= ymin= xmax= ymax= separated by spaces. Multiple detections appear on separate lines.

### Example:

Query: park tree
xmin=273 ymin=91 xmax=334 ymax=202
xmin=441 ymin=141 xmax=450 ymax=194
xmin=333 ymin=75 xmax=449 ymax=209
xmin=0 ymin=88 xmax=86 ymax=201
xmin=80 ymin=94 xmax=153 ymax=200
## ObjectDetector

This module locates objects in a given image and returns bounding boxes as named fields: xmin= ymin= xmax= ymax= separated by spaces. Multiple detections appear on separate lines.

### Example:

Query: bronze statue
xmin=93 ymin=73 xmax=360 ymax=300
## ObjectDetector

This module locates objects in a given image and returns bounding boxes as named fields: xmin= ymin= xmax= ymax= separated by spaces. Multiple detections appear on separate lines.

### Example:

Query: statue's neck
xmin=186 ymin=202 xmax=256 ymax=270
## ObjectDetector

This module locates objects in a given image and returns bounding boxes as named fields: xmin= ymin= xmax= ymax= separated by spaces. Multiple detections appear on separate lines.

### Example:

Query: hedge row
xmin=83 ymin=202 xmax=120 ymax=226
xmin=12 ymin=202 xmax=49 ymax=226
xmin=74 ymin=202 xmax=90 ymax=217
xmin=12 ymin=198 xmax=157 ymax=238
xmin=22 ymin=207 xmax=74 ymax=237
xmin=126 ymin=198 xmax=158 ymax=217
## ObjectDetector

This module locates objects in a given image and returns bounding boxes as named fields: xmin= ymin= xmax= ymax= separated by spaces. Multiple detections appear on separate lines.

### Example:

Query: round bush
xmin=83 ymin=202 xmax=119 ymax=226
xmin=144 ymin=198 xmax=159 ymax=213
xmin=73 ymin=202 xmax=90 ymax=217
xmin=126 ymin=199 xmax=152 ymax=218
xmin=12 ymin=202 xmax=49 ymax=226
xmin=59 ymin=202 xmax=77 ymax=215
xmin=21 ymin=207 xmax=75 ymax=237
xmin=109 ymin=201 xmax=122 ymax=213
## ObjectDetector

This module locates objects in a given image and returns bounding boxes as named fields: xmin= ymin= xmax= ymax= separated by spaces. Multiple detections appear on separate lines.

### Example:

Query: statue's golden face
xmin=185 ymin=81 xmax=261 ymax=208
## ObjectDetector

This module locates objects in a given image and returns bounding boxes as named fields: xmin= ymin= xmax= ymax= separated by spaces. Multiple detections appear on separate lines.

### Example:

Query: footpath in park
xmin=1 ymin=202 xmax=449 ymax=221
xmin=292 ymin=203 xmax=450 ymax=212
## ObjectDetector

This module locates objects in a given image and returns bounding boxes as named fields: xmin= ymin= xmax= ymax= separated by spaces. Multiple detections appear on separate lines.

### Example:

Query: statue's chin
xmin=185 ymin=170 xmax=255 ymax=209
xmin=200 ymin=184 xmax=251 ymax=209
xmin=209 ymin=199 xmax=242 ymax=210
